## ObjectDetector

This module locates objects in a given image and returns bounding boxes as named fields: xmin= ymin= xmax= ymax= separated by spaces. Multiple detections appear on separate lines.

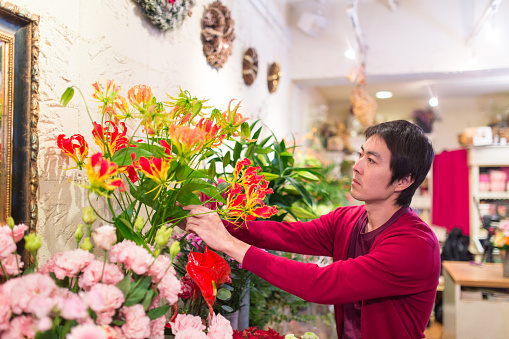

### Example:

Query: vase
xmin=502 ymin=249 xmax=509 ymax=278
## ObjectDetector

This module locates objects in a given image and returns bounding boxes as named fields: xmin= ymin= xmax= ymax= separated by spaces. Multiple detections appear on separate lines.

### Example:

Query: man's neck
xmin=364 ymin=200 xmax=402 ymax=233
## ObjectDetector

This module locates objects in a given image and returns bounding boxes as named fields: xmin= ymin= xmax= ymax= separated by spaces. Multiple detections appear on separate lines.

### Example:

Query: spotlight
xmin=429 ymin=97 xmax=439 ymax=107
xmin=375 ymin=91 xmax=393 ymax=99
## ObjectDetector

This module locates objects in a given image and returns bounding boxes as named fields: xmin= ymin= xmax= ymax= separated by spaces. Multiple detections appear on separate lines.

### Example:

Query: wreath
xmin=267 ymin=62 xmax=281 ymax=93
xmin=201 ymin=1 xmax=235 ymax=70
xmin=133 ymin=0 xmax=195 ymax=31
xmin=242 ymin=48 xmax=258 ymax=86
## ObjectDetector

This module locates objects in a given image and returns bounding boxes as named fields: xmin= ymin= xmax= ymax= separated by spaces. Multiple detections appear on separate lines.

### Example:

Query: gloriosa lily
xmin=169 ymin=125 xmax=206 ymax=161
xmin=186 ymin=246 xmax=231 ymax=317
xmin=92 ymin=121 xmax=129 ymax=156
xmin=57 ymin=134 xmax=89 ymax=169
xmin=86 ymin=153 xmax=125 ymax=195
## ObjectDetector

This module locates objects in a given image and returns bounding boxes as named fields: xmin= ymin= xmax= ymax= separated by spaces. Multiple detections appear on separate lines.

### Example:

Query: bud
xmin=75 ymin=224 xmax=84 ymax=244
xmin=169 ymin=241 xmax=181 ymax=262
xmin=81 ymin=237 xmax=93 ymax=251
xmin=134 ymin=216 xmax=144 ymax=233
xmin=24 ymin=233 xmax=42 ymax=254
xmin=7 ymin=217 xmax=15 ymax=229
xmin=82 ymin=207 xmax=97 ymax=225
xmin=155 ymin=226 xmax=173 ymax=248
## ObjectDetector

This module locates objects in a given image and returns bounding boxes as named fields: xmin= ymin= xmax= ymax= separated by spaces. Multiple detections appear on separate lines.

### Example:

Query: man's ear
xmin=393 ymin=174 xmax=415 ymax=192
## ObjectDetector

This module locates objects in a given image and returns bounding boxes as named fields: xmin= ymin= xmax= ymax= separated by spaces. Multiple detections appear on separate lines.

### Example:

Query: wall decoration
xmin=133 ymin=0 xmax=195 ymax=31
xmin=201 ymin=1 xmax=235 ymax=69
xmin=242 ymin=47 xmax=258 ymax=86
xmin=267 ymin=62 xmax=281 ymax=93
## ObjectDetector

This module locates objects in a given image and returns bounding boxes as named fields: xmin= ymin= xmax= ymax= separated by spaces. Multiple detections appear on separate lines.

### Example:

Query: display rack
xmin=468 ymin=146 xmax=509 ymax=256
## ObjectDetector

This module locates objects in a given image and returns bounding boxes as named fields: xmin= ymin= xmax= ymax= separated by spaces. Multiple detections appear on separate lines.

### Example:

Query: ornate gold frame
xmin=0 ymin=2 xmax=39 ymax=240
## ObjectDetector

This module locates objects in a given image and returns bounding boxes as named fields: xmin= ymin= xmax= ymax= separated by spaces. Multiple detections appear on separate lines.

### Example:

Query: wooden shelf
xmin=442 ymin=261 xmax=509 ymax=288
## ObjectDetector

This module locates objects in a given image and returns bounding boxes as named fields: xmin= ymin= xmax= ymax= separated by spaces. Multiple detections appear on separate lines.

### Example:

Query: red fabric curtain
xmin=432 ymin=149 xmax=470 ymax=235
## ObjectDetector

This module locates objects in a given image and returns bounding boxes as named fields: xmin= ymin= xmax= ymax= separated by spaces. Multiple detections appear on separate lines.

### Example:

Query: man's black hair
xmin=364 ymin=120 xmax=434 ymax=207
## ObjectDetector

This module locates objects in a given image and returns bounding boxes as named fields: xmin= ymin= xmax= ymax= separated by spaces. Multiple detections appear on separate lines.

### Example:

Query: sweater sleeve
xmin=242 ymin=227 xmax=440 ymax=305
xmin=224 ymin=206 xmax=362 ymax=257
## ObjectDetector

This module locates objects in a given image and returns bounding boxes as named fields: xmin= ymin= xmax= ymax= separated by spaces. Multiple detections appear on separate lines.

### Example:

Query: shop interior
xmin=1 ymin=0 xmax=509 ymax=338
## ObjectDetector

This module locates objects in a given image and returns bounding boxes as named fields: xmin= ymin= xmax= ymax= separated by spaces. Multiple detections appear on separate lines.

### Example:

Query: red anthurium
xmin=186 ymin=246 xmax=231 ymax=317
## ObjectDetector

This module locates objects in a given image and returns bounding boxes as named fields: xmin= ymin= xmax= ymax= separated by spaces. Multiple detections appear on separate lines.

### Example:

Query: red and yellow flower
xmin=127 ymin=84 xmax=153 ymax=112
xmin=57 ymin=134 xmax=89 ymax=169
xmin=86 ymin=153 xmax=125 ymax=195
xmin=196 ymin=117 xmax=225 ymax=148
xmin=216 ymin=99 xmax=249 ymax=138
xmin=169 ymin=125 xmax=206 ymax=160
xmin=186 ymin=246 xmax=231 ymax=317
xmin=92 ymin=80 xmax=121 ymax=105
xmin=92 ymin=121 xmax=129 ymax=156
xmin=219 ymin=158 xmax=278 ymax=223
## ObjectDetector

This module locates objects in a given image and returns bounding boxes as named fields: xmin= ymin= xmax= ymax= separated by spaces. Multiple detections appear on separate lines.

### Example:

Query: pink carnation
xmin=91 ymin=225 xmax=117 ymax=251
xmin=51 ymin=249 xmax=95 ymax=279
xmin=9 ymin=273 xmax=57 ymax=315
xmin=147 ymin=254 xmax=172 ymax=283
xmin=2 ymin=315 xmax=35 ymax=339
xmin=150 ymin=315 xmax=166 ymax=339
xmin=109 ymin=240 xmax=154 ymax=275
xmin=120 ymin=304 xmax=151 ymax=338
xmin=84 ymin=283 xmax=125 ymax=325
xmin=0 ymin=231 xmax=16 ymax=258
xmin=0 ymin=253 xmax=23 ymax=276
xmin=60 ymin=294 xmax=89 ymax=320
xmin=67 ymin=324 xmax=108 ymax=339
xmin=158 ymin=269 xmax=182 ymax=305
xmin=0 ymin=224 xmax=28 ymax=243
xmin=170 ymin=314 xmax=206 ymax=334
xmin=78 ymin=259 xmax=124 ymax=290
xmin=207 ymin=313 xmax=233 ymax=339
xmin=175 ymin=327 xmax=208 ymax=339
xmin=0 ymin=293 xmax=11 ymax=331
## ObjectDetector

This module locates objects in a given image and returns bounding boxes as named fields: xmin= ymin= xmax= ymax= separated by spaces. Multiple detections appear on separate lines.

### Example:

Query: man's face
xmin=350 ymin=135 xmax=399 ymax=204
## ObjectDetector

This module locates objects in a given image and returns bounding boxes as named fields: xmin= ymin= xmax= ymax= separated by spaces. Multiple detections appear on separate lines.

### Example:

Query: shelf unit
xmin=468 ymin=146 xmax=509 ymax=256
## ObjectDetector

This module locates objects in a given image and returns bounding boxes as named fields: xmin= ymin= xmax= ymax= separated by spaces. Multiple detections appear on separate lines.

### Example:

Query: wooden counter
xmin=442 ymin=261 xmax=509 ymax=288
xmin=442 ymin=261 xmax=509 ymax=339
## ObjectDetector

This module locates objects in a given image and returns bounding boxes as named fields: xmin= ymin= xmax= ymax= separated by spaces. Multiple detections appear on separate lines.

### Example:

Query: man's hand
xmin=182 ymin=205 xmax=250 ymax=263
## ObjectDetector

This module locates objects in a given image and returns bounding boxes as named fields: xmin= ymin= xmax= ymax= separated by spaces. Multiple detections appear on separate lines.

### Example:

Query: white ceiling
xmin=286 ymin=0 xmax=509 ymax=103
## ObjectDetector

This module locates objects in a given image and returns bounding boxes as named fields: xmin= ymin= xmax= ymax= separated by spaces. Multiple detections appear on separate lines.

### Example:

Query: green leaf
xmin=241 ymin=122 xmax=251 ymax=139
xmin=217 ymin=288 xmax=232 ymax=301
xmin=125 ymin=276 xmax=153 ymax=306
xmin=280 ymin=151 xmax=293 ymax=157
xmin=60 ymin=87 xmax=74 ymax=106
xmin=23 ymin=264 xmax=36 ymax=275
xmin=175 ymin=164 xmax=208 ymax=181
xmin=208 ymin=159 xmax=216 ymax=179
xmin=221 ymin=305 xmax=234 ymax=312
xmin=116 ymin=272 xmax=132 ymax=297
xmin=256 ymin=147 xmax=274 ymax=154
xmin=177 ymin=192 xmax=202 ymax=205
xmin=245 ymin=143 xmax=255 ymax=158
xmin=147 ymin=304 xmax=171 ymax=320
xmin=262 ymin=173 xmax=280 ymax=181
xmin=258 ymin=136 xmax=273 ymax=148
xmin=297 ymin=171 xmax=320 ymax=181
xmin=111 ymin=319 xmax=127 ymax=326
xmin=223 ymin=151 xmax=231 ymax=167
xmin=288 ymin=206 xmax=318 ymax=219
xmin=111 ymin=147 xmax=153 ymax=166
xmin=217 ymin=181 xmax=230 ymax=192
xmin=114 ymin=217 xmax=146 ymax=247
xmin=141 ymin=289 xmax=155 ymax=310
xmin=192 ymin=101 xmax=203 ymax=118
xmin=252 ymin=126 xmax=262 ymax=141
xmin=285 ymin=177 xmax=315 ymax=207
xmin=36 ymin=331 xmax=59 ymax=339
xmin=233 ymin=141 xmax=242 ymax=163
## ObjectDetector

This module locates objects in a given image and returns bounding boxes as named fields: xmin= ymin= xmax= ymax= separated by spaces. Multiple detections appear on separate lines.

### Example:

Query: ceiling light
xmin=375 ymin=91 xmax=393 ymax=99
xmin=344 ymin=48 xmax=356 ymax=60
xmin=429 ymin=96 xmax=439 ymax=107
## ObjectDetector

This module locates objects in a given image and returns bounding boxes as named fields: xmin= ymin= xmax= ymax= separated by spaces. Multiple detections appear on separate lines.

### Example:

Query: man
xmin=183 ymin=120 xmax=440 ymax=339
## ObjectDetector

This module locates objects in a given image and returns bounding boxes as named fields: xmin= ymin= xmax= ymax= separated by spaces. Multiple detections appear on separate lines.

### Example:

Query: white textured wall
xmin=11 ymin=0 xmax=301 ymax=261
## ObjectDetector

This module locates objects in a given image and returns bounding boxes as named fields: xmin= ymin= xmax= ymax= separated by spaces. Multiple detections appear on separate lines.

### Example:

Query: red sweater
xmin=225 ymin=205 xmax=440 ymax=339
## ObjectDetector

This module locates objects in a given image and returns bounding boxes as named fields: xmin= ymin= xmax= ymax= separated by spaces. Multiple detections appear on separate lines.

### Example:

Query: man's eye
xmin=357 ymin=152 xmax=362 ymax=158
xmin=368 ymin=158 xmax=375 ymax=164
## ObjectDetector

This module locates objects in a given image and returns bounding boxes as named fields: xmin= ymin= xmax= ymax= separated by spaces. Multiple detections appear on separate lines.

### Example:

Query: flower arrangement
xmin=57 ymin=80 xmax=277 ymax=251
xmin=492 ymin=219 xmax=509 ymax=249
xmin=233 ymin=327 xmax=285 ymax=339
xmin=0 ymin=210 xmax=242 ymax=338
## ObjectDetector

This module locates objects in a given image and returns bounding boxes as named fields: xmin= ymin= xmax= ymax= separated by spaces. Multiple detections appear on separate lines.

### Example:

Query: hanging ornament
xmin=201 ymin=1 xmax=235 ymax=70
xmin=242 ymin=48 xmax=258 ymax=86
xmin=267 ymin=62 xmax=281 ymax=94
xmin=133 ymin=0 xmax=195 ymax=31
xmin=350 ymin=65 xmax=377 ymax=127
